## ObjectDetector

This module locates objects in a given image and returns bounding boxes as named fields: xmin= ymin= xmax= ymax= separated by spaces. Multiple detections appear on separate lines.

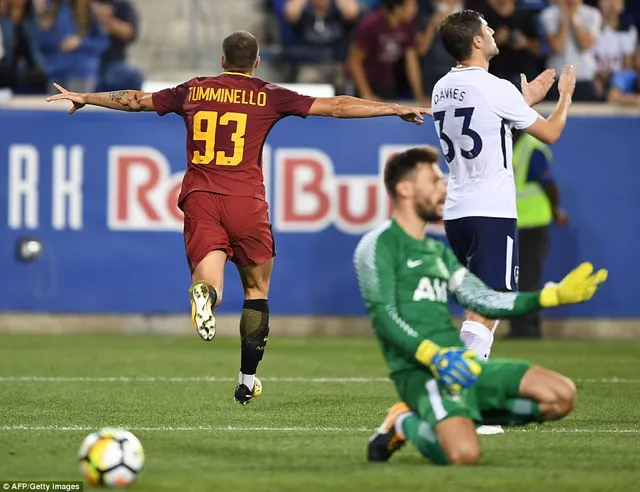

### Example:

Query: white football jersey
xmin=431 ymin=67 xmax=539 ymax=220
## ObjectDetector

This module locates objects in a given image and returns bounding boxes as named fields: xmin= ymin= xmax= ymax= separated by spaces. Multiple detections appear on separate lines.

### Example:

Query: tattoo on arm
xmin=107 ymin=90 xmax=149 ymax=111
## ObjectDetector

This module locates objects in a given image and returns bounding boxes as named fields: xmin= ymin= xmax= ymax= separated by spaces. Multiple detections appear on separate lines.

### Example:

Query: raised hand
xmin=396 ymin=105 xmax=433 ymax=125
xmin=558 ymin=64 xmax=577 ymax=97
xmin=45 ymin=83 xmax=87 ymax=114
xmin=521 ymin=69 xmax=556 ymax=106
xmin=540 ymin=262 xmax=608 ymax=308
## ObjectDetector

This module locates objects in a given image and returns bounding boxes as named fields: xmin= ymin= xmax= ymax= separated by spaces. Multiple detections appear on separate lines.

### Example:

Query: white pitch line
xmin=0 ymin=376 xmax=389 ymax=383
xmin=0 ymin=376 xmax=637 ymax=384
xmin=515 ymin=429 xmax=640 ymax=434
xmin=578 ymin=378 xmax=640 ymax=383
xmin=0 ymin=425 xmax=637 ymax=434
xmin=0 ymin=425 xmax=368 ymax=432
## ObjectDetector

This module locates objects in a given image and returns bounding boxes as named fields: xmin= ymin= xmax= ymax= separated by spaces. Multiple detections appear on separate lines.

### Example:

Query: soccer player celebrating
xmin=353 ymin=147 xmax=606 ymax=465
xmin=430 ymin=10 xmax=577 ymax=433
xmin=47 ymin=30 xmax=431 ymax=405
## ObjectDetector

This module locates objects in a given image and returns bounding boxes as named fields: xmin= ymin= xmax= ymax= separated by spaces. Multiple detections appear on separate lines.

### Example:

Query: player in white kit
xmin=431 ymin=10 xmax=577 ymax=434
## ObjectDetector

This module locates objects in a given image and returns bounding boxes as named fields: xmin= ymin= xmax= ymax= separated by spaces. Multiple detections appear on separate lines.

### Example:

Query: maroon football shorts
xmin=182 ymin=191 xmax=275 ymax=272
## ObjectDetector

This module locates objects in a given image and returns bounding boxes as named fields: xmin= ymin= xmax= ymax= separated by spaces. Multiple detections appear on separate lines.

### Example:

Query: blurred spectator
xmin=346 ymin=0 xmax=426 ymax=102
xmin=540 ymin=0 xmax=602 ymax=101
xmin=607 ymin=45 xmax=640 ymax=104
xmin=358 ymin=0 xmax=380 ymax=11
xmin=0 ymin=0 xmax=47 ymax=93
xmin=416 ymin=0 xmax=461 ymax=98
xmin=284 ymin=0 xmax=360 ymax=63
xmin=478 ymin=0 xmax=542 ymax=89
xmin=1 ymin=1 xmax=13 ymax=86
xmin=586 ymin=0 xmax=640 ymax=32
xmin=91 ymin=0 xmax=142 ymax=92
xmin=33 ymin=0 xmax=108 ymax=94
xmin=593 ymin=0 xmax=637 ymax=99
xmin=517 ymin=0 xmax=547 ymax=8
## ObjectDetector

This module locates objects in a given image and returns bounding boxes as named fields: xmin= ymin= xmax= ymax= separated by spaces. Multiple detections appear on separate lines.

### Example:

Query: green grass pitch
xmin=1 ymin=334 xmax=639 ymax=491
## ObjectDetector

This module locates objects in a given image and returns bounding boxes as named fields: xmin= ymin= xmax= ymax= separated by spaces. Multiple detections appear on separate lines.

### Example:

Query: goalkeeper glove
xmin=540 ymin=262 xmax=608 ymax=308
xmin=415 ymin=340 xmax=483 ymax=391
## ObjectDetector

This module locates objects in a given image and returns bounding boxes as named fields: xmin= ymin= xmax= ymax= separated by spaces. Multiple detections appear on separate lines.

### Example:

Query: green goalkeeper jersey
xmin=353 ymin=219 xmax=542 ymax=375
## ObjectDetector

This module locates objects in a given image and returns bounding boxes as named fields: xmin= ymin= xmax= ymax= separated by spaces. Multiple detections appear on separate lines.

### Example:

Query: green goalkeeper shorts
xmin=391 ymin=359 xmax=532 ymax=428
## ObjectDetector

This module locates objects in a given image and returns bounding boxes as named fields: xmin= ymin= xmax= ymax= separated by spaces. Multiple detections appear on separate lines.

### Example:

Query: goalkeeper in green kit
xmin=354 ymin=147 xmax=608 ymax=466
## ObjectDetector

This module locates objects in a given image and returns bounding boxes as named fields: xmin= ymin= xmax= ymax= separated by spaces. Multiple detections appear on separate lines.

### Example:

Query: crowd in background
xmin=1 ymin=0 xmax=638 ymax=107
xmin=264 ymin=0 xmax=640 ymax=105
xmin=0 ymin=0 xmax=141 ymax=95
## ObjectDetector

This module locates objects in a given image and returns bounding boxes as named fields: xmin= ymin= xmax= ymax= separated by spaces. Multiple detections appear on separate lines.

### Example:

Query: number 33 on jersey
xmin=430 ymin=67 xmax=539 ymax=221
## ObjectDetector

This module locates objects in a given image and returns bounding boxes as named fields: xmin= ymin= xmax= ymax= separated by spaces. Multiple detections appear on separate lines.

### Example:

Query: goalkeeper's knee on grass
xmin=398 ymin=414 xmax=480 ymax=466
xmin=538 ymin=376 xmax=576 ymax=421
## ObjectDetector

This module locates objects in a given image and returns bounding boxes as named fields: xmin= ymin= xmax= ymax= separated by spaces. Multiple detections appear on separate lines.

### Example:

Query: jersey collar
xmin=450 ymin=66 xmax=485 ymax=73
xmin=391 ymin=218 xmax=429 ymax=245
xmin=222 ymin=71 xmax=252 ymax=78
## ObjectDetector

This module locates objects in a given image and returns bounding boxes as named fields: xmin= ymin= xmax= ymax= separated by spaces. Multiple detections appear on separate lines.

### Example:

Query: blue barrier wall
xmin=1 ymin=109 xmax=638 ymax=317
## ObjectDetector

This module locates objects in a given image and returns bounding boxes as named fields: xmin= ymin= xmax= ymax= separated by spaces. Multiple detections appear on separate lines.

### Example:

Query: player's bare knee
xmin=554 ymin=377 xmax=576 ymax=418
xmin=437 ymin=417 xmax=480 ymax=466
xmin=446 ymin=442 xmax=481 ymax=466
xmin=543 ymin=375 xmax=576 ymax=421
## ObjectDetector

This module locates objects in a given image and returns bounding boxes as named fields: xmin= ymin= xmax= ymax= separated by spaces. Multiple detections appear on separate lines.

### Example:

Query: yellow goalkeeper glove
xmin=415 ymin=340 xmax=483 ymax=392
xmin=539 ymin=262 xmax=608 ymax=308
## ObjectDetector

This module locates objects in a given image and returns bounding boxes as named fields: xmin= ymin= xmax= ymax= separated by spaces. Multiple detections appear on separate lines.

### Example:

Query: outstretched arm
xmin=308 ymin=96 xmax=431 ymax=124
xmin=449 ymin=262 xmax=607 ymax=317
xmin=449 ymin=268 xmax=542 ymax=319
xmin=46 ymin=83 xmax=155 ymax=114
xmin=86 ymin=90 xmax=154 ymax=111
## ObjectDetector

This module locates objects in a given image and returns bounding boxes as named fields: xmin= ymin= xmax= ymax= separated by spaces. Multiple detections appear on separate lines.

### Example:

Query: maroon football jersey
xmin=152 ymin=72 xmax=316 ymax=205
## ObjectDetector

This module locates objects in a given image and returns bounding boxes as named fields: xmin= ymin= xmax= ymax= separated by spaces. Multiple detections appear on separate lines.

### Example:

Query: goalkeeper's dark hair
xmin=384 ymin=146 xmax=440 ymax=199
xmin=438 ymin=9 xmax=485 ymax=62
xmin=222 ymin=30 xmax=259 ymax=70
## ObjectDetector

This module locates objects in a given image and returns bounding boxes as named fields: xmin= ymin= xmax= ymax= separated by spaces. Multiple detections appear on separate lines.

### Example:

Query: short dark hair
xmin=381 ymin=0 xmax=406 ymax=12
xmin=222 ymin=31 xmax=259 ymax=70
xmin=438 ymin=10 xmax=485 ymax=62
xmin=384 ymin=147 xmax=440 ymax=198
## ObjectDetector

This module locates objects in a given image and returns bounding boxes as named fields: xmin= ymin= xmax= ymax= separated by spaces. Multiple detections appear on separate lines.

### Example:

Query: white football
xmin=78 ymin=428 xmax=144 ymax=487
